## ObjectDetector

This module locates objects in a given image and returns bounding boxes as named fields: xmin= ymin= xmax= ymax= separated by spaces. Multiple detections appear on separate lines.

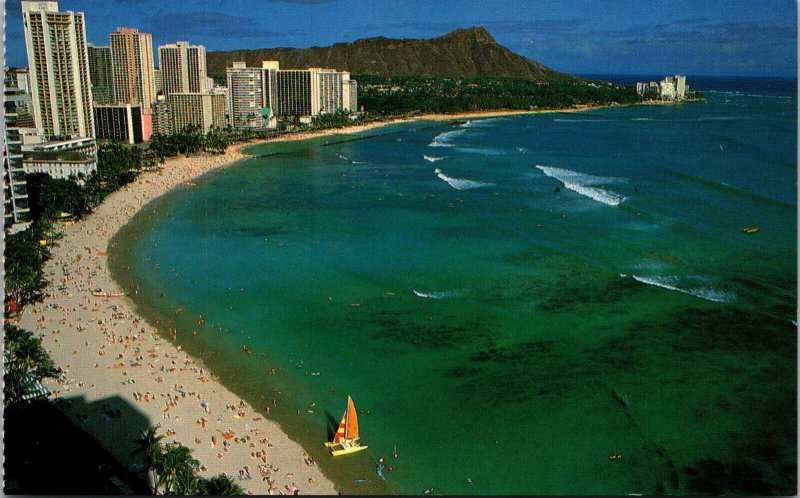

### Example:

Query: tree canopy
xmin=3 ymin=323 xmax=58 ymax=405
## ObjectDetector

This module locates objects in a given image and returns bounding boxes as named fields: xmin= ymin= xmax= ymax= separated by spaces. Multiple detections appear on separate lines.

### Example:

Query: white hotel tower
xmin=21 ymin=1 xmax=95 ymax=139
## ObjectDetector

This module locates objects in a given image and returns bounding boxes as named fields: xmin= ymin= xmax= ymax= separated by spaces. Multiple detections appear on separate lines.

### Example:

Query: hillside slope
xmin=206 ymin=27 xmax=571 ymax=81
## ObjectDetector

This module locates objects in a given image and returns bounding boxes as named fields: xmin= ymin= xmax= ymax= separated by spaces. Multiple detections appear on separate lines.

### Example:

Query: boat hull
xmin=324 ymin=439 xmax=368 ymax=456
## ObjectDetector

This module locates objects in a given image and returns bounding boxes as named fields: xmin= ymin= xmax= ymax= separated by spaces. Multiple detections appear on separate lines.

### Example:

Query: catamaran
xmin=324 ymin=396 xmax=368 ymax=456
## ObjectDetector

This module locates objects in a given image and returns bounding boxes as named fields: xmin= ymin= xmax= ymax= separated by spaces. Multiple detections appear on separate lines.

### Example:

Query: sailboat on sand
xmin=324 ymin=395 xmax=368 ymax=456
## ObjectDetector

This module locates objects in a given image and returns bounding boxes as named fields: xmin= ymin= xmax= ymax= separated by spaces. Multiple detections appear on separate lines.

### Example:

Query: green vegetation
xmin=136 ymin=427 xmax=245 ymax=496
xmin=3 ymin=323 xmax=58 ymax=405
xmin=147 ymin=125 xmax=230 ymax=161
xmin=4 ymin=218 xmax=59 ymax=310
xmin=356 ymin=74 xmax=642 ymax=115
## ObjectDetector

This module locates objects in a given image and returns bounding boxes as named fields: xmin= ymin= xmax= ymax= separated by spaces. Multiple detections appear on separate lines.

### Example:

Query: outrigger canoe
xmin=93 ymin=291 xmax=126 ymax=298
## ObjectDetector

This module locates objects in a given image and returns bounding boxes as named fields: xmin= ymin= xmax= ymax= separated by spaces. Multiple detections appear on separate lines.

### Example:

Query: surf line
xmin=535 ymin=165 xmax=625 ymax=206
xmin=627 ymin=274 xmax=735 ymax=303
xmin=413 ymin=289 xmax=464 ymax=299
xmin=435 ymin=169 xmax=493 ymax=190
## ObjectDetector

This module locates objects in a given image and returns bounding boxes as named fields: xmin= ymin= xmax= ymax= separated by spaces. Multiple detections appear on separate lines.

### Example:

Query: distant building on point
xmin=636 ymin=75 xmax=688 ymax=101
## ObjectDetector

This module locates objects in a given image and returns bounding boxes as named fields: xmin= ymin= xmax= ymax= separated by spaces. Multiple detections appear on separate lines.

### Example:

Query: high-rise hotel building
xmin=4 ymin=69 xmax=37 ymax=226
xmin=87 ymin=43 xmax=113 ymax=104
xmin=226 ymin=61 xmax=278 ymax=128
xmin=227 ymin=61 xmax=358 ymax=128
xmin=276 ymin=69 xmax=314 ymax=116
xmin=158 ymin=41 xmax=209 ymax=96
xmin=168 ymin=93 xmax=226 ymax=134
xmin=21 ymin=0 xmax=95 ymax=139
xmin=110 ymin=27 xmax=156 ymax=108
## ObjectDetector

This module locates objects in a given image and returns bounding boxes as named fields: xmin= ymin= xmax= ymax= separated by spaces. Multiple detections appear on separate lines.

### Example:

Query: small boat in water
xmin=743 ymin=227 xmax=760 ymax=234
xmin=324 ymin=396 xmax=368 ymax=456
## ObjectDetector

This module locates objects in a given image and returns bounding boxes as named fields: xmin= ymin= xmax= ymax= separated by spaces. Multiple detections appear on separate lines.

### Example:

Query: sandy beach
xmin=15 ymin=139 xmax=342 ymax=495
xmin=13 ymin=106 xmax=603 ymax=494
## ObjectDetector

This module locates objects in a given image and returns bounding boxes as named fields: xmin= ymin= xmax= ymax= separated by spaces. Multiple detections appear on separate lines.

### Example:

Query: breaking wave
xmin=424 ymin=155 xmax=447 ymax=162
xmin=535 ymin=165 xmax=626 ymax=206
xmin=554 ymin=118 xmax=611 ymax=123
xmin=435 ymin=168 xmax=493 ymax=190
xmin=461 ymin=118 xmax=503 ymax=128
xmin=698 ymin=116 xmax=745 ymax=121
xmin=429 ymin=128 xmax=467 ymax=147
xmin=413 ymin=289 xmax=464 ymax=299
xmin=629 ymin=275 xmax=735 ymax=303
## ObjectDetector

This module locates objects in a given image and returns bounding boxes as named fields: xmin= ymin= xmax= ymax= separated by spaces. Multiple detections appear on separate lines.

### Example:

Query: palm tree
xmin=201 ymin=474 xmax=245 ymax=496
xmin=155 ymin=444 xmax=199 ymax=495
xmin=3 ymin=324 xmax=57 ymax=405
xmin=134 ymin=427 xmax=164 ymax=493
xmin=173 ymin=466 xmax=203 ymax=495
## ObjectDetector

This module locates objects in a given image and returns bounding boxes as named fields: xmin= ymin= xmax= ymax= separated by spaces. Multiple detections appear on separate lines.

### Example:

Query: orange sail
xmin=345 ymin=395 xmax=359 ymax=440
xmin=331 ymin=395 xmax=360 ymax=444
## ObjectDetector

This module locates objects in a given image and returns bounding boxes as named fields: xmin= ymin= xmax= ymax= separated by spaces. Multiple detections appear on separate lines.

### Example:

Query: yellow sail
xmin=345 ymin=395 xmax=359 ymax=440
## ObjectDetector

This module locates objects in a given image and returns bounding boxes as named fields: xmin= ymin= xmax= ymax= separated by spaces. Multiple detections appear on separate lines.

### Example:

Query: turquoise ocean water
xmin=111 ymin=77 xmax=796 ymax=495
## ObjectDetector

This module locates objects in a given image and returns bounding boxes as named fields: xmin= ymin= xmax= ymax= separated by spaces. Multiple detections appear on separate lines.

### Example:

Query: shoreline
xmin=17 ymin=142 xmax=339 ymax=495
xmin=14 ymin=102 xmax=619 ymax=495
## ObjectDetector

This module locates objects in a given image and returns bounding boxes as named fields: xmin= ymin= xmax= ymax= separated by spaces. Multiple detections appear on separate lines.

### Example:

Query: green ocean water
xmin=111 ymin=78 xmax=797 ymax=495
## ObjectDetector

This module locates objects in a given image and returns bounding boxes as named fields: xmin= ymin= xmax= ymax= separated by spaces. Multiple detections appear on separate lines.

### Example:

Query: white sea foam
xmin=554 ymin=118 xmax=611 ymax=123
xmin=535 ymin=165 xmax=625 ymax=206
xmin=424 ymin=155 xmax=447 ymax=162
xmin=429 ymin=128 xmax=467 ymax=147
xmin=413 ymin=289 xmax=464 ymax=299
xmin=461 ymin=118 xmax=503 ymax=128
xmin=699 ymin=116 xmax=745 ymax=121
xmin=435 ymin=168 xmax=493 ymax=190
xmin=630 ymin=275 xmax=735 ymax=303
xmin=457 ymin=147 xmax=509 ymax=156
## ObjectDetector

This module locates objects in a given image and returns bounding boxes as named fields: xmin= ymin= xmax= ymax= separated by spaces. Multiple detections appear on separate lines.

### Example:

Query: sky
xmin=5 ymin=0 xmax=798 ymax=77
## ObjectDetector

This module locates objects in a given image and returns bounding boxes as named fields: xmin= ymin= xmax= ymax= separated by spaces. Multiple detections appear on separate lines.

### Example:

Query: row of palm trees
xmin=3 ymin=323 xmax=58 ymax=404
xmin=136 ymin=427 xmax=245 ymax=496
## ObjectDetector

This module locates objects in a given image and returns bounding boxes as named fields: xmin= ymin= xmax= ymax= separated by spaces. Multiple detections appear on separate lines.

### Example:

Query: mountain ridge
xmin=206 ymin=26 xmax=572 ymax=81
